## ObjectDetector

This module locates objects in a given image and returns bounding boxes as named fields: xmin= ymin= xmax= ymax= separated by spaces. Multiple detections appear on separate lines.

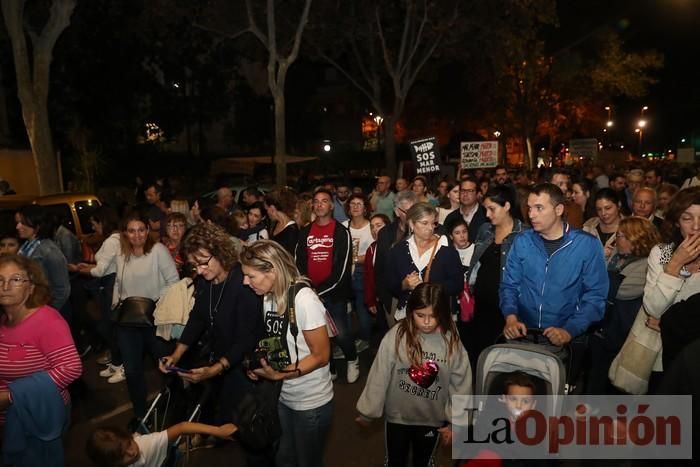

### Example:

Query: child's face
xmin=412 ymin=306 xmax=439 ymax=334
xmin=503 ymin=384 xmax=536 ymax=419
xmin=450 ymin=224 xmax=469 ymax=249
xmin=0 ymin=238 xmax=19 ymax=256
xmin=120 ymin=438 xmax=140 ymax=465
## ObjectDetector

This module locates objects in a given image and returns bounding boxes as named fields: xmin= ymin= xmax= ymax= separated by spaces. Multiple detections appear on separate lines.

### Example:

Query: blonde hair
xmin=240 ymin=240 xmax=307 ymax=315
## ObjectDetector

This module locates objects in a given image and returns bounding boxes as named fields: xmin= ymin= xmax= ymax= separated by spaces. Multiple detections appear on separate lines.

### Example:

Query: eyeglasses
xmin=166 ymin=224 xmax=186 ymax=230
xmin=460 ymin=189 xmax=477 ymax=194
xmin=0 ymin=275 xmax=31 ymax=289
xmin=189 ymin=256 xmax=213 ymax=270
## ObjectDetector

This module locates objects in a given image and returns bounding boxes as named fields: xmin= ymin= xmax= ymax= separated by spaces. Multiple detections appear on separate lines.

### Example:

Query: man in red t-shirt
xmin=295 ymin=189 xmax=358 ymax=382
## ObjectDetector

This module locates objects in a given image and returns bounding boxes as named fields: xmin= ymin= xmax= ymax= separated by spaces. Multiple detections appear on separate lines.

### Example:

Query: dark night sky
xmin=556 ymin=0 xmax=700 ymax=152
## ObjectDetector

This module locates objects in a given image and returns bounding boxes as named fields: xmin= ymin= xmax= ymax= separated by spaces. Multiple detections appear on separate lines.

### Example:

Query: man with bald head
xmin=216 ymin=186 xmax=235 ymax=214
xmin=370 ymin=175 xmax=395 ymax=221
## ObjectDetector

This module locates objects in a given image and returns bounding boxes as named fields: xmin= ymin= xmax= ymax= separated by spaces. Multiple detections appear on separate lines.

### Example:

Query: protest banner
xmin=460 ymin=141 xmax=499 ymax=169
xmin=409 ymin=137 xmax=441 ymax=175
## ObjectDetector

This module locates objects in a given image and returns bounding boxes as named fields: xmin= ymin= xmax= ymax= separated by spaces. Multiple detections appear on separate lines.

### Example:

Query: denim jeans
xmin=117 ymin=325 xmax=171 ymax=418
xmin=351 ymin=268 xmax=373 ymax=342
xmin=276 ymin=399 xmax=334 ymax=467
xmin=323 ymin=299 xmax=356 ymax=361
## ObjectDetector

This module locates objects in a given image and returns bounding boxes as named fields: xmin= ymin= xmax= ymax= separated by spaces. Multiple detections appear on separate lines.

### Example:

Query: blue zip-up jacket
xmin=499 ymin=223 xmax=608 ymax=338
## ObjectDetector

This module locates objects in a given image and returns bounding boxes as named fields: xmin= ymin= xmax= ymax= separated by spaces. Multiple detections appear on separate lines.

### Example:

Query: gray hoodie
xmin=357 ymin=325 xmax=472 ymax=427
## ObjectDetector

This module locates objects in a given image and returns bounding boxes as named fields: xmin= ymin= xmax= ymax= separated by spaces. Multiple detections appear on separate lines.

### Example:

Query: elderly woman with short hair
xmin=0 ymin=255 xmax=82 ymax=429
xmin=385 ymin=202 xmax=462 ymax=320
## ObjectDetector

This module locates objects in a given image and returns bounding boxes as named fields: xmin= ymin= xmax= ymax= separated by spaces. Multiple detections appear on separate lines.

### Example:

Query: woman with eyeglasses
xmin=0 ymin=255 xmax=82 ymax=434
xmin=111 ymin=211 xmax=179 ymax=422
xmin=159 ymin=223 xmax=263 ymax=425
xmin=240 ymin=240 xmax=333 ymax=467
xmin=385 ymin=203 xmax=462 ymax=320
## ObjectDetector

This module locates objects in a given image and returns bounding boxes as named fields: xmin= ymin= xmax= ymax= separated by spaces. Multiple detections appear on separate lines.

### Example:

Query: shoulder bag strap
xmin=423 ymin=236 xmax=440 ymax=283
xmin=287 ymin=281 xmax=305 ymax=369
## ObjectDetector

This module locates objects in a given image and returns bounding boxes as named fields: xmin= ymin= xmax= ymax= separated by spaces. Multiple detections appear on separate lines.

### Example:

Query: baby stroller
xmin=474 ymin=328 xmax=585 ymax=414
xmin=137 ymin=374 xmax=213 ymax=466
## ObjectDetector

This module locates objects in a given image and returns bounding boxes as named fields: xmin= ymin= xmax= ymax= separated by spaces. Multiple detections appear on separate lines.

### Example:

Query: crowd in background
xmin=1 ymin=159 xmax=700 ymax=466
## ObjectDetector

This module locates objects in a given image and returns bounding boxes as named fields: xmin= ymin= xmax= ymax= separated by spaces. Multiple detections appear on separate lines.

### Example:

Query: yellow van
xmin=0 ymin=193 xmax=101 ymax=238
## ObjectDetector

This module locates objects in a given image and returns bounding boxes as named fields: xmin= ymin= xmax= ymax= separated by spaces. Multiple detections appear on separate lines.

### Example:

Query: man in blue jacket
xmin=500 ymin=183 xmax=608 ymax=346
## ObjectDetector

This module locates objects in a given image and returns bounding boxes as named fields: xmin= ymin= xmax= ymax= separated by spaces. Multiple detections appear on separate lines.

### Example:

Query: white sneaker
xmin=107 ymin=365 xmax=126 ymax=383
xmin=332 ymin=346 xmax=344 ymax=360
xmin=99 ymin=363 xmax=120 ymax=378
xmin=347 ymin=359 xmax=360 ymax=384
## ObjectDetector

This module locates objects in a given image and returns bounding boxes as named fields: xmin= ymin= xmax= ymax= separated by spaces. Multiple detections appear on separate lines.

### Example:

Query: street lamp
xmin=637 ymin=106 xmax=648 ymax=156
xmin=373 ymin=115 xmax=383 ymax=150
xmin=604 ymin=106 xmax=614 ymax=146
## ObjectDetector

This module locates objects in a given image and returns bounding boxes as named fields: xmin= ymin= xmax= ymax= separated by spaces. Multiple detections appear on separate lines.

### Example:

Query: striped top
xmin=0 ymin=305 xmax=82 ymax=424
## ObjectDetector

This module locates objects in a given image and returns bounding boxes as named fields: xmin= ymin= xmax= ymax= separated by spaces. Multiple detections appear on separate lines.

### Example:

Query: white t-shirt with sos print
xmin=262 ymin=286 xmax=333 ymax=411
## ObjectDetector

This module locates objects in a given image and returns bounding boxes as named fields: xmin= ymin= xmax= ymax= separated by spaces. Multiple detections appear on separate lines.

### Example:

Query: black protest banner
xmin=410 ymin=137 xmax=441 ymax=175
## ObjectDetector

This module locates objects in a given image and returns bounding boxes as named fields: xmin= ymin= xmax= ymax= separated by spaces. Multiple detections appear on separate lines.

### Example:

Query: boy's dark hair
xmin=529 ymin=183 xmax=566 ymax=209
xmin=86 ymin=426 xmax=132 ymax=467
xmin=503 ymin=371 xmax=537 ymax=394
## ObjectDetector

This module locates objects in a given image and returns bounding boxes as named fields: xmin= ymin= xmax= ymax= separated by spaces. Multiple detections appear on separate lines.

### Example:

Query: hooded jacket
xmin=499 ymin=222 xmax=608 ymax=338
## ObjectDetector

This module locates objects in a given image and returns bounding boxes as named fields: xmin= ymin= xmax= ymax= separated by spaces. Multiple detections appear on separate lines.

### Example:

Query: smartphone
xmin=166 ymin=365 xmax=192 ymax=374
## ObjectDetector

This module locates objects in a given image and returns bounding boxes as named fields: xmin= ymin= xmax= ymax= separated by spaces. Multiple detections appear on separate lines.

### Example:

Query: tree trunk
xmin=1 ymin=0 xmax=76 ymax=195
xmin=27 ymin=104 xmax=60 ymax=194
xmin=273 ymin=91 xmax=287 ymax=187
xmin=383 ymin=115 xmax=397 ymax=179
xmin=525 ymin=135 xmax=535 ymax=170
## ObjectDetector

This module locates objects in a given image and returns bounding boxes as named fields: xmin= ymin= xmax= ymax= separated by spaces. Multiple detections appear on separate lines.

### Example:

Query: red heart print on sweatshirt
xmin=408 ymin=360 xmax=439 ymax=388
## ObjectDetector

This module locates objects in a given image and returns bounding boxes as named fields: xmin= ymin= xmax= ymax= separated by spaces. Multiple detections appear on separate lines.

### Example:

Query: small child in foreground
xmin=499 ymin=371 xmax=538 ymax=423
xmin=86 ymin=421 xmax=236 ymax=467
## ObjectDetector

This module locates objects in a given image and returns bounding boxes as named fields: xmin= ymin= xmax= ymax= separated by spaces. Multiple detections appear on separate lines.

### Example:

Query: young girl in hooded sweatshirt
xmin=356 ymin=282 xmax=472 ymax=467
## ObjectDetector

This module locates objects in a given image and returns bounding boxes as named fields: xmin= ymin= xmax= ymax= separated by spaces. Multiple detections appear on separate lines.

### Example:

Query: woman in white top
xmin=240 ymin=240 xmax=333 ymax=467
xmin=643 ymin=187 xmax=700 ymax=392
xmin=342 ymin=194 xmax=375 ymax=348
xmin=113 ymin=211 xmax=179 ymax=420
xmin=73 ymin=206 xmax=124 ymax=379
xmin=438 ymin=182 xmax=460 ymax=225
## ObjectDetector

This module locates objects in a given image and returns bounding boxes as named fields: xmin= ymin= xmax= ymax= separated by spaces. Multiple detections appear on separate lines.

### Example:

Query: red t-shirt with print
xmin=306 ymin=219 xmax=336 ymax=287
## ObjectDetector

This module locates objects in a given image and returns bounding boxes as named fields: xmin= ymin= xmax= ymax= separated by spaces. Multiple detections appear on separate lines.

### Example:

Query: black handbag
xmin=112 ymin=296 xmax=156 ymax=327
xmin=111 ymin=257 xmax=157 ymax=327
xmin=234 ymin=282 xmax=305 ymax=450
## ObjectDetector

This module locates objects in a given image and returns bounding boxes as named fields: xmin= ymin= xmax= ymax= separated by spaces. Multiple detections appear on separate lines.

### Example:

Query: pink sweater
xmin=0 ymin=305 xmax=82 ymax=423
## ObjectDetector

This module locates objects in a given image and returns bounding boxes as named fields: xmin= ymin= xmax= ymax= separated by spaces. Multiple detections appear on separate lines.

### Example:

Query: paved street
xmin=64 ymin=348 xmax=453 ymax=467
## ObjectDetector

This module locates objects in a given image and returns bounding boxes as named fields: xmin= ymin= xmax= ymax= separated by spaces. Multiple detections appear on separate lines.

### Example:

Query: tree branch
xmin=245 ymin=0 xmax=268 ymax=47
xmin=285 ymin=0 xmax=312 ymax=65
xmin=398 ymin=0 xmax=428 ymax=78
xmin=192 ymin=21 xmax=252 ymax=42
xmin=375 ymin=5 xmax=395 ymax=76
xmin=396 ymin=0 xmax=413 ymax=70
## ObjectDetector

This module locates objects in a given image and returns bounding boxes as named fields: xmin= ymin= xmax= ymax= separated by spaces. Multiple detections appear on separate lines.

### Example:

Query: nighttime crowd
xmin=1 ymin=160 xmax=700 ymax=467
